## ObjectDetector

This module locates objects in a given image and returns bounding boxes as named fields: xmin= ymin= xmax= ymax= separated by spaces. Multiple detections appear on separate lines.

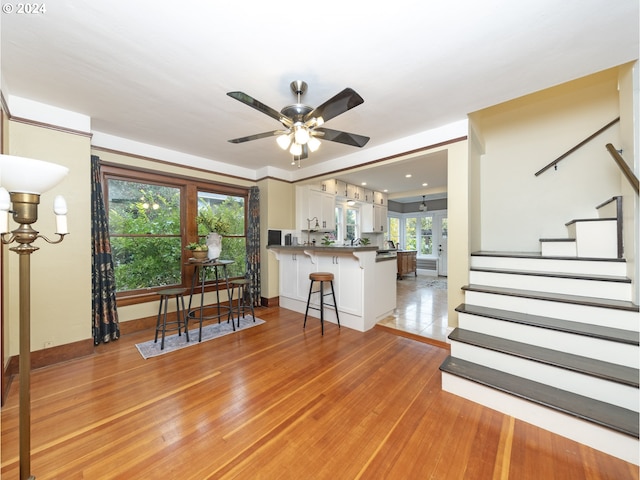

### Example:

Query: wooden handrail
xmin=606 ymin=143 xmax=639 ymax=195
xmin=535 ymin=117 xmax=620 ymax=176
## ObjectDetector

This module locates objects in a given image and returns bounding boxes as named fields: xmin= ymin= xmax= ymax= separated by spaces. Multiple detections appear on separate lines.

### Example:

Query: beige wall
xmin=4 ymin=121 xmax=92 ymax=356
xmin=473 ymin=67 xmax=624 ymax=252
xmin=257 ymin=177 xmax=295 ymax=300
xmin=446 ymin=140 xmax=470 ymax=330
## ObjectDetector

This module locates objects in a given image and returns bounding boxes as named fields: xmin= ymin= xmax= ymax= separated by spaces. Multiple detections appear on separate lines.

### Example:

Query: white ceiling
xmin=1 ymin=1 xmax=638 ymax=199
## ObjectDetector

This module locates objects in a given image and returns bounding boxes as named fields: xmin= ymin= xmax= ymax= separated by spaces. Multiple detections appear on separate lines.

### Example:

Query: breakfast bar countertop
xmin=266 ymin=245 xmax=378 ymax=253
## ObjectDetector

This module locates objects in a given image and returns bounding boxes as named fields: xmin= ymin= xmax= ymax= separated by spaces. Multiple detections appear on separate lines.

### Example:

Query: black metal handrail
xmin=606 ymin=143 xmax=639 ymax=195
xmin=534 ymin=117 xmax=620 ymax=176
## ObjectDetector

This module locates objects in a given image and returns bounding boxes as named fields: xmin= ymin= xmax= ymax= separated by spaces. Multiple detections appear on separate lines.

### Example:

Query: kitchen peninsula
xmin=268 ymin=245 xmax=396 ymax=332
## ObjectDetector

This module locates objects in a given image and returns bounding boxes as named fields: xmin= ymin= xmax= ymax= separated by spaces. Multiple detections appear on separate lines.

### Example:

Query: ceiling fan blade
xmin=228 ymin=130 xmax=287 ymax=144
xmin=314 ymin=128 xmax=370 ymax=147
xmin=304 ymin=88 xmax=364 ymax=124
xmin=227 ymin=91 xmax=293 ymax=127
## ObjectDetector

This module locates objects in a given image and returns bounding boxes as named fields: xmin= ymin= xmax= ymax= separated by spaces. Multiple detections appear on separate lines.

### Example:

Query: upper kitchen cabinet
xmin=334 ymin=180 xmax=348 ymax=197
xmin=363 ymin=189 xmax=374 ymax=204
xmin=373 ymin=191 xmax=388 ymax=205
xmin=362 ymin=203 xmax=388 ymax=233
xmin=309 ymin=178 xmax=336 ymax=194
xmin=346 ymin=183 xmax=364 ymax=201
xmin=296 ymin=185 xmax=336 ymax=232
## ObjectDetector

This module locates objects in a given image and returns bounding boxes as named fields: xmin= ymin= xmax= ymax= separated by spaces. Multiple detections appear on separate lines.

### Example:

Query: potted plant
xmin=186 ymin=241 xmax=209 ymax=260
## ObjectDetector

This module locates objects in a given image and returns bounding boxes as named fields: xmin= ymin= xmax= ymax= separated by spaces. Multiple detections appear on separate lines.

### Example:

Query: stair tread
xmin=448 ymin=328 xmax=639 ymax=387
xmin=471 ymin=251 xmax=626 ymax=262
xmin=462 ymin=284 xmax=639 ymax=312
xmin=470 ymin=266 xmax=630 ymax=283
xmin=456 ymin=303 xmax=639 ymax=345
xmin=566 ymin=217 xmax=617 ymax=226
xmin=539 ymin=238 xmax=576 ymax=242
xmin=440 ymin=356 xmax=639 ymax=438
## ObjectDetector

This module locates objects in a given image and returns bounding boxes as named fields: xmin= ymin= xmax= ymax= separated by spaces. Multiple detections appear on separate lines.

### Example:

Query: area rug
xmin=420 ymin=279 xmax=448 ymax=290
xmin=136 ymin=316 xmax=265 ymax=359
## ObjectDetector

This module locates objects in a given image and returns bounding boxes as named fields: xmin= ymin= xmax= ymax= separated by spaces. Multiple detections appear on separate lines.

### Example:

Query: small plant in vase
xmin=321 ymin=233 xmax=336 ymax=246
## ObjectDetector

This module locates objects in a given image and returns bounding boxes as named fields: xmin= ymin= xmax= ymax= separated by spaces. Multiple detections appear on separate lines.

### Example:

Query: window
xmin=345 ymin=207 xmax=359 ymax=242
xmin=404 ymin=217 xmax=417 ymax=250
xmin=103 ymin=164 xmax=249 ymax=301
xmin=334 ymin=205 xmax=343 ymax=242
xmin=388 ymin=216 xmax=400 ymax=247
xmin=197 ymin=191 xmax=246 ymax=279
xmin=419 ymin=217 xmax=433 ymax=255
xmin=108 ymin=179 xmax=182 ymax=292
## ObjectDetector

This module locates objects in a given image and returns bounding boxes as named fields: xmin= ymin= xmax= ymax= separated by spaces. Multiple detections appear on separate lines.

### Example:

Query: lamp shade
xmin=0 ymin=154 xmax=69 ymax=194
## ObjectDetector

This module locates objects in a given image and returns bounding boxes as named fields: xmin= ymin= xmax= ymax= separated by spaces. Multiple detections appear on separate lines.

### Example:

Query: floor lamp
xmin=0 ymin=154 xmax=69 ymax=480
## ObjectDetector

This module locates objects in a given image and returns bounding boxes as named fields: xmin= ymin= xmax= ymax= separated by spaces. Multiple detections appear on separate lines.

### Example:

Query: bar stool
xmin=155 ymin=288 xmax=189 ymax=350
xmin=229 ymin=278 xmax=255 ymax=328
xmin=304 ymin=272 xmax=340 ymax=335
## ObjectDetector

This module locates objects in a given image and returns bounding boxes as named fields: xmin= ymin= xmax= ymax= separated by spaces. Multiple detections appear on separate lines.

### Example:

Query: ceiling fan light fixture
xmin=276 ymin=133 xmax=292 ymax=150
xmin=289 ymin=143 xmax=302 ymax=156
xmin=307 ymin=136 xmax=321 ymax=152
xmin=294 ymin=124 xmax=310 ymax=145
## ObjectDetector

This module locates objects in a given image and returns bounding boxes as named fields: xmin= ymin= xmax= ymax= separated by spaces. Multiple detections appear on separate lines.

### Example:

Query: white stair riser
xmin=449 ymin=343 xmax=639 ymax=411
xmin=541 ymin=241 xmax=577 ymax=257
xmin=463 ymin=290 xmax=638 ymax=331
xmin=568 ymin=221 xmax=618 ymax=258
xmin=441 ymin=373 xmax=639 ymax=465
xmin=469 ymin=270 xmax=631 ymax=301
xmin=470 ymin=256 xmax=626 ymax=276
xmin=457 ymin=313 xmax=638 ymax=368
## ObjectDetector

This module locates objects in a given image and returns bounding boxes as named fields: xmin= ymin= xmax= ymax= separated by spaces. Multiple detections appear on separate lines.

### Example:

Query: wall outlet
xmin=44 ymin=341 xmax=53 ymax=349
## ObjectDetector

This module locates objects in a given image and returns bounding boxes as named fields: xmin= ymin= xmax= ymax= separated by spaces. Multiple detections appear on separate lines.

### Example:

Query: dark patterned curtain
xmin=91 ymin=155 xmax=120 ymax=344
xmin=247 ymin=186 xmax=261 ymax=306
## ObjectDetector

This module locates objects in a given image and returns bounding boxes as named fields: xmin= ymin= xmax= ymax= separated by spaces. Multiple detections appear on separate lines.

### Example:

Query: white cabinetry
xmin=296 ymin=186 xmax=336 ymax=232
xmin=374 ymin=204 xmax=388 ymax=233
xmin=278 ymin=252 xmax=315 ymax=301
xmin=346 ymin=183 xmax=364 ymax=201
xmin=362 ymin=203 xmax=388 ymax=233
xmin=317 ymin=254 xmax=363 ymax=315
xmin=269 ymin=246 xmax=395 ymax=332
xmin=363 ymin=189 xmax=374 ymax=203
xmin=309 ymin=178 xmax=335 ymax=194
xmin=334 ymin=180 xmax=348 ymax=197
xmin=373 ymin=191 xmax=388 ymax=206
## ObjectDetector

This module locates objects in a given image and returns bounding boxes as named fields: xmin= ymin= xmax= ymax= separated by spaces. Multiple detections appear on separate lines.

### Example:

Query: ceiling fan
xmin=226 ymin=81 xmax=370 ymax=163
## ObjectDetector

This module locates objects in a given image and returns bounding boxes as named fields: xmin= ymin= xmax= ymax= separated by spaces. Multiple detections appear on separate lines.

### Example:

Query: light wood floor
xmin=378 ymin=272 xmax=449 ymax=344
xmin=2 ymin=306 xmax=638 ymax=479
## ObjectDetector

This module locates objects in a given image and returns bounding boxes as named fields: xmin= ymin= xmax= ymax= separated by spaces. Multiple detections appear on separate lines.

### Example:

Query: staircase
xmin=440 ymin=196 xmax=640 ymax=465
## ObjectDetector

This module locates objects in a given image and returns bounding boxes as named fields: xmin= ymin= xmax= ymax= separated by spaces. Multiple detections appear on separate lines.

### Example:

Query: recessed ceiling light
xmin=383 ymin=189 xmax=388 ymax=192
xmin=405 ymin=174 xmax=412 ymax=178
xmin=422 ymin=183 xmax=428 ymax=186
xmin=361 ymin=182 xmax=367 ymax=186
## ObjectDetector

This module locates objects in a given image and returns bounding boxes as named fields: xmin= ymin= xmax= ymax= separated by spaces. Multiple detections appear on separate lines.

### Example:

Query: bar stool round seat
xmin=229 ymin=278 xmax=255 ymax=327
xmin=154 ymin=288 xmax=189 ymax=350
xmin=304 ymin=272 xmax=340 ymax=335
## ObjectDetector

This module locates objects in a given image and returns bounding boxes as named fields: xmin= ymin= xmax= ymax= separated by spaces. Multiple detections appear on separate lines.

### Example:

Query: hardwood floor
xmin=2 ymin=306 xmax=637 ymax=479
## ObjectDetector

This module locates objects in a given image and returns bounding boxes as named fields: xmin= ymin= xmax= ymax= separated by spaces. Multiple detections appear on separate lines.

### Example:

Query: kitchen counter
xmin=267 ymin=245 xmax=378 ymax=253
xmin=268 ymin=245 xmax=396 ymax=332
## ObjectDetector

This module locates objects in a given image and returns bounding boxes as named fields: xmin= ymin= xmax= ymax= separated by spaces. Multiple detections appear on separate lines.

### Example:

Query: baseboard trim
xmin=6 ymin=338 xmax=95 ymax=377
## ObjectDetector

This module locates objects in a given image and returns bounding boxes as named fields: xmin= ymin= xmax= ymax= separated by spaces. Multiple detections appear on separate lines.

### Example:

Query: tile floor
xmin=377 ymin=271 xmax=449 ymax=344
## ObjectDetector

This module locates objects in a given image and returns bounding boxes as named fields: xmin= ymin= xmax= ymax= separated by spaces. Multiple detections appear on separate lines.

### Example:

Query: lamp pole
xmin=1 ymin=192 xmax=67 ymax=480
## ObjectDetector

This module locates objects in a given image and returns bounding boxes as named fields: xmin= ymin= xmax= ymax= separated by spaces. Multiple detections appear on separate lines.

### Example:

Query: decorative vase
xmin=206 ymin=232 xmax=222 ymax=260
